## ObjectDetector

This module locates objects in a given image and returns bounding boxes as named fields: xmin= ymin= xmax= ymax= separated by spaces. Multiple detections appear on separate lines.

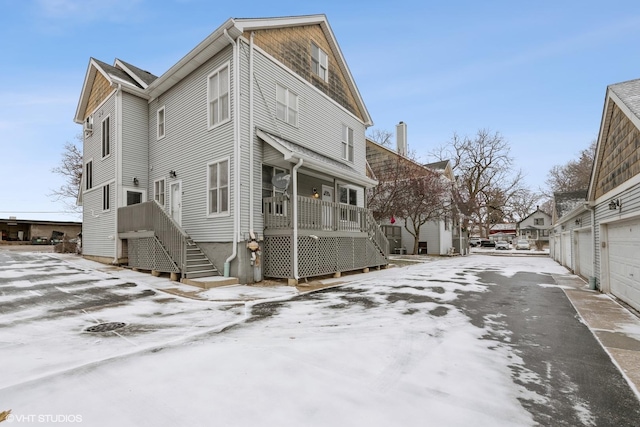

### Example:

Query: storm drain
xmin=85 ymin=322 xmax=126 ymax=333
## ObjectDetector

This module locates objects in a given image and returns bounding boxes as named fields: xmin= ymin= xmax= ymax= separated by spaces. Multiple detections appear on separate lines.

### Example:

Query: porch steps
xmin=184 ymin=239 xmax=222 ymax=279
xmin=181 ymin=275 xmax=239 ymax=289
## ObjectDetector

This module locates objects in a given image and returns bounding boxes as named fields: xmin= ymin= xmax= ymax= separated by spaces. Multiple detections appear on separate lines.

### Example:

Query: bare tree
xmin=545 ymin=140 xmax=596 ymax=194
xmin=366 ymin=128 xmax=393 ymax=147
xmin=50 ymin=135 xmax=83 ymax=213
xmin=432 ymin=129 xmax=524 ymax=237
xmin=367 ymin=148 xmax=450 ymax=254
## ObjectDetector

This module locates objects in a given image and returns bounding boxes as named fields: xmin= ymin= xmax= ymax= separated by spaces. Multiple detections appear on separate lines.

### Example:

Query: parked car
xmin=495 ymin=241 xmax=509 ymax=250
xmin=469 ymin=238 xmax=481 ymax=247
xmin=480 ymin=239 xmax=495 ymax=247
xmin=515 ymin=239 xmax=531 ymax=250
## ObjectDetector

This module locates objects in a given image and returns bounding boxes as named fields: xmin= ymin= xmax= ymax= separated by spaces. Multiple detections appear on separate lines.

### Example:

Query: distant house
xmin=366 ymin=123 xmax=457 ymax=255
xmin=517 ymin=207 xmax=551 ymax=243
xmin=489 ymin=223 xmax=516 ymax=242
xmin=74 ymin=15 xmax=389 ymax=285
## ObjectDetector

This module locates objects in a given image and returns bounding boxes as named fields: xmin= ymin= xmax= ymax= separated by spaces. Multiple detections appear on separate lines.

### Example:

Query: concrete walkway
xmin=554 ymin=274 xmax=640 ymax=400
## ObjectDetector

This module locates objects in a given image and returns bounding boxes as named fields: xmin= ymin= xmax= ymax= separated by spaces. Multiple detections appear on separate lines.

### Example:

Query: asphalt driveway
xmin=1 ymin=250 xmax=639 ymax=426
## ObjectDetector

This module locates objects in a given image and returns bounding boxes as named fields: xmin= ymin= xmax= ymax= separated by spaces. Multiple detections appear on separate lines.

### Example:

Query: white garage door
xmin=607 ymin=218 xmax=640 ymax=312
xmin=561 ymin=232 xmax=571 ymax=268
xmin=574 ymin=229 xmax=592 ymax=279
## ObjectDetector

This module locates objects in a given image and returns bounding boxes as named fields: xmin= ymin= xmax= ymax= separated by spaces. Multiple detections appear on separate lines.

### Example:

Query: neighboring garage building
xmin=550 ymin=191 xmax=592 ymax=280
xmin=588 ymin=78 xmax=640 ymax=312
xmin=0 ymin=217 xmax=82 ymax=243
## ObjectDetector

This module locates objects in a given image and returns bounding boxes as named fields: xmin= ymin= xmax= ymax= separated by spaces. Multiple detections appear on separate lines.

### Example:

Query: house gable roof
xmin=114 ymin=59 xmax=158 ymax=88
xmin=588 ymin=78 xmax=640 ymax=201
xmin=74 ymin=58 xmax=150 ymax=123
xmin=517 ymin=207 xmax=552 ymax=227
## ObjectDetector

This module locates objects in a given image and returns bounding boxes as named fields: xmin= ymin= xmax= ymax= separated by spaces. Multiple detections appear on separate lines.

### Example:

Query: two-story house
xmin=517 ymin=207 xmax=551 ymax=245
xmin=74 ymin=15 xmax=389 ymax=286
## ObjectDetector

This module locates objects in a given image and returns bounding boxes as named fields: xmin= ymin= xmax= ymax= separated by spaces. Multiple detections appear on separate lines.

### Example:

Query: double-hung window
xmin=207 ymin=158 xmax=229 ymax=216
xmin=85 ymin=160 xmax=93 ymax=190
xmin=276 ymin=84 xmax=298 ymax=126
xmin=157 ymin=106 xmax=165 ymax=139
xmin=311 ymin=42 xmax=328 ymax=81
xmin=207 ymin=64 xmax=230 ymax=128
xmin=342 ymin=124 xmax=354 ymax=162
xmin=102 ymin=184 xmax=110 ymax=211
xmin=101 ymin=116 xmax=110 ymax=157
xmin=154 ymin=179 xmax=165 ymax=207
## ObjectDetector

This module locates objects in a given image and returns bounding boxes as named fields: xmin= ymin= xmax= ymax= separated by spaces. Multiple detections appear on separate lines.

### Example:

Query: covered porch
xmin=262 ymin=195 xmax=389 ymax=282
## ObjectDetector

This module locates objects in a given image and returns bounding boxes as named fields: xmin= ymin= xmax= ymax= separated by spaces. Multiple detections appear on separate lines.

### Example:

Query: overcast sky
xmin=2 ymin=0 xmax=640 ymax=222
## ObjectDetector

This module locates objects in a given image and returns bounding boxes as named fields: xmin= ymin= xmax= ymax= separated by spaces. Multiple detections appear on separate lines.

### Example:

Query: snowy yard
xmin=1 ymin=251 xmax=575 ymax=426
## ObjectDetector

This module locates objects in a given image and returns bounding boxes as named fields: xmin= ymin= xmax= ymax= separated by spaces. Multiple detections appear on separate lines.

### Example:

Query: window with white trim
xmin=102 ymin=184 xmax=110 ymax=211
xmin=101 ymin=116 xmax=110 ymax=158
xmin=534 ymin=218 xmax=544 ymax=225
xmin=342 ymin=124 xmax=354 ymax=162
xmin=339 ymin=186 xmax=358 ymax=222
xmin=85 ymin=160 xmax=93 ymax=190
xmin=311 ymin=42 xmax=328 ymax=81
xmin=207 ymin=158 xmax=229 ymax=215
xmin=207 ymin=64 xmax=230 ymax=128
xmin=157 ymin=106 xmax=165 ymax=139
xmin=154 ymin=179 xmax=165 ymax=207
xmin=276 ymin=84 xmax=298 ymax=126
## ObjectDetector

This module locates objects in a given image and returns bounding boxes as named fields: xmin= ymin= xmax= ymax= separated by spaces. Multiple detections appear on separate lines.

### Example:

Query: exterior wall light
xmin=608 ymin=199 xmax=620 ymax=210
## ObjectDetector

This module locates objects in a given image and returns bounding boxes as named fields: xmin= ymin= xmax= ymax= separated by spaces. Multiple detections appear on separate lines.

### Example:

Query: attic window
xmin=311 ymin=42 xmax=328 ymax=81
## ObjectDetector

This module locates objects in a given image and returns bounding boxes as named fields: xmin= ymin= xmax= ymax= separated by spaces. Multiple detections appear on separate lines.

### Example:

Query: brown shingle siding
xmin=594 ymin=102 xmax=640 ymax=198
xmin=85 ymin=72 xmax=112 ymax=120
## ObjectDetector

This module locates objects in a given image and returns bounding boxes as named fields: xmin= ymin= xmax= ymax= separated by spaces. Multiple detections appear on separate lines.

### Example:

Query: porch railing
xmin=118 ymin=201 xmax=188 ymax=271
xmin=263 ymin=195 xmax=389 ymax=254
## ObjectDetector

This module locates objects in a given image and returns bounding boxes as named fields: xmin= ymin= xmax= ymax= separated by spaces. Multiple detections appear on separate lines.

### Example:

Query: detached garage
xmin=602 ymin=218 xmax=640 ymax=312
xmin=573 ymin=227 xmax=593 ymax=280
xmin=588 ymin=77 xmax=640 ymax=313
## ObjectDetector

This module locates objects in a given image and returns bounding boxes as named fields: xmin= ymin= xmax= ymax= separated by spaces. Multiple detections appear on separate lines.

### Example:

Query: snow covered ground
xmin=0 ymin=251 xmax=571 ymax=426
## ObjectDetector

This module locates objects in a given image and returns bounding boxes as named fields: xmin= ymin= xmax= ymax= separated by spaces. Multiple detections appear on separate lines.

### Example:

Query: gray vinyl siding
xmin=122 ymin=93 xmax=149 ymax=194
xmin=249 ymin=43 xmax=368 ymax=181
xmin=593 ymin=182 xmax=640 ymax=281
xmin=245 ymin=41 xmax=369 ymax=235
xmin=147 ymin=46 xmax=235 ymax=242
xmin=82 ymin=94 xmax=116 ymax=258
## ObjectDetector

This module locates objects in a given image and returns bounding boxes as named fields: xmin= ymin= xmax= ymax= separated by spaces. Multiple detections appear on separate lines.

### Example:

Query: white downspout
xmin=113 ymin=83 xmax=122 ymax=264
xmin=223 ymin=29 xmax=240 ymax=277
xmin=249 ymin=31 xmax=255 ymax=235
xmin=292 ymin=158 xmax=303 ymax=280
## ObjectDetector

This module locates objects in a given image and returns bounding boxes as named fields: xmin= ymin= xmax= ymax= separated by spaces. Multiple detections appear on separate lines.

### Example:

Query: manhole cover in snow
xmin=85 ymin=322 xmax=126 ymax=333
